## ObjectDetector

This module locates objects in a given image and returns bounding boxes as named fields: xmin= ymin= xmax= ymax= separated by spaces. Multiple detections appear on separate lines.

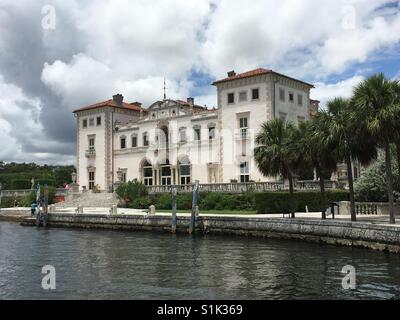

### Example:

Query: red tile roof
xmin=212 ymin=68 xmax=314 ymax=88
xmin=73 ymin=99 xmax=142 ymax=113
xmin=212 ymin=68 xmax=272 ymax=85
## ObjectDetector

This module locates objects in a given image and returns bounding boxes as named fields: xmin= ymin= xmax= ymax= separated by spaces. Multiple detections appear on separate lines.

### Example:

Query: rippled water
xmin=0 ymin=222 xmax=399 ymax=300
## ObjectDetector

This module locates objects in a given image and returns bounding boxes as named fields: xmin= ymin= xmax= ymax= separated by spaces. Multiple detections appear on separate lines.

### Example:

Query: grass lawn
xmin=175 ymin=209 xmax=257 ymax=215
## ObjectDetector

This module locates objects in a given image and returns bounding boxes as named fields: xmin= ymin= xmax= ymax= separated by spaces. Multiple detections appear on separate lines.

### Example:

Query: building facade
xmin=74 ymin=68 xmax=316 ymax=192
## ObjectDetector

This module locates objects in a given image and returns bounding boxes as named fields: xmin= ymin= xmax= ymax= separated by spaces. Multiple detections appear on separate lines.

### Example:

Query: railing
xmin=355 ymin=203 xmax=378 ymax=215
xmin=337 ymin=201 xmax=400 ymax=216
xmin=0 ymin=188 xmax=69 ymax=198
xmin=146 ymin=180 xmax=338 ymax=194
xmin=296 ymin=180 xmax=339 ymax=190
xmin=0 ymin=189 xmax=32 ymax=197
xmin=85 ymin=149 xmax=96 ymax=157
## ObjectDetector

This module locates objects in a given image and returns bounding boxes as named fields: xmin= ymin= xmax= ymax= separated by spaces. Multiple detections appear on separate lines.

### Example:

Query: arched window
xmin=208 ymin=122 xmax=216 ymax=140
xmin=160 ymin=159 xmax=171 ymax=186
xmin=142 ymin=160 xmax=153 ymax=186
xmin=131 ymin=133 xmax=138 ymax=148
xmin=179 ymin=156 xmax=191 ymax=185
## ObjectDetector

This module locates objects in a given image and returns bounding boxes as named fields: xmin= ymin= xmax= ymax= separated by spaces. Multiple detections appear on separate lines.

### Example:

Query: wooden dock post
xmin=171 ymin=185 xmax=177 ymax=233
xmin=189 ymin=180 xmax=199 ymax=234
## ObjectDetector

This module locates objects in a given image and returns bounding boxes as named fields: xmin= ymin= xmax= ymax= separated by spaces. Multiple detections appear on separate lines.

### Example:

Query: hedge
xmin=0 ymin=196 xmax=24 ymax=208
xmin=126 ymin=192 xmax=256 ymax=211
xmin=255 ymin=190 xmax=349 ymax=214
xmin=9 ymin=179 xmax=56 ymax=190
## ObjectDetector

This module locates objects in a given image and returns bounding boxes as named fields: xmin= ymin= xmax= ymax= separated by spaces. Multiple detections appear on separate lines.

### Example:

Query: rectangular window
xmin=88 ymin=171 xmax=95 ymax=190
xmin=121 ymin=172 xmax=127 ymax=183
xmin=132 ymin=136 xmax=137 ymax=148
xmin=194 ymin=128 xmax=201 ymax=141
xmin=240 ymin=162 xmax=250 ymax=183
xmin=209 ymin=127 xmax=215 ymax=140
xmin=239 ymin=117 xmax=248 ymax=139
xmin=227 ymin=93 xmax=235 ymax=104
xmin=143 ymin=166 xmax=153 ymax=186
xmin=83 ymin=119 xmax=88 ymax=128
xmin=89 ymin=118 xmax=95 ymax=126
xmin=179 ymin=128 xmax=187 ymax=143
xmin=298 ymin=94 xmax=303 ymax=106
xmin=279 ymin=88 xmax=285 ymax=102
xmin=289 ymin=92 xmax=294 ymax=103
xmin=161 ymin=165 xmax=171 ymax=186
xmin=180 ymin=164 xmax=191 ymax=185
xmin=96 ymin=116 xmax=101 ymax=126
xmin=120 ymin=137 xmax=126 ymax=149
xmin=88 ymin=137 xmax=95 ymax=150
xmin=252 ymin=88 xmax=259 ymax=100
xmin=239 ymin=91 xmax=247 ymax=102
xmin=143 ymin=133 xmax=149 ymax=146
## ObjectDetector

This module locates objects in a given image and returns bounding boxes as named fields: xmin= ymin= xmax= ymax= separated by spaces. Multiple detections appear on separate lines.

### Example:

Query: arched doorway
xmin=178 ymin=156 xmax=191 ymax=185
xmin=160 ymin=159 xmax=172 ymax=186
xmin=141 ymin=159 xmax=153 ymax=186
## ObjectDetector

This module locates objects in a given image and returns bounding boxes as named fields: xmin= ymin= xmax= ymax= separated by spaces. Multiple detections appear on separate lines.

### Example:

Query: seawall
xmin=20 ymin=212 xmax=400 ymax=253
xmin=0 ymin=208 xmax=30 ymax=222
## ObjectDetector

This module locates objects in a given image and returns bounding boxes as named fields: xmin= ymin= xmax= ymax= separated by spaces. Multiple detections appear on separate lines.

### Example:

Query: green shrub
xmin=116 ymin=179 xmax=148 ymax=207
xmin=11 ymin=179 xmax=31 ymax=189
xmin=0 ymin=196 xmax=24 ymax=208
xmin=355 ymin=151 xmax=399 ymax=202
xmin=19 ymin=187 xmax=57 ymax=207
xmin=176 ymin=193 xmax=193 ymax=210
xmin=255 ymin=190 xmax=349 ymax=214
xmin=129 ymin=196 xmax=151 ymax=209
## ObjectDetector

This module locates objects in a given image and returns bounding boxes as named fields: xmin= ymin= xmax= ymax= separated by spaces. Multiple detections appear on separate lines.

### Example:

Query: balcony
xmin=235 ymin=128 xmax=250 ymax=141
xmin=85 ymin=149 xmax=96 ymax=157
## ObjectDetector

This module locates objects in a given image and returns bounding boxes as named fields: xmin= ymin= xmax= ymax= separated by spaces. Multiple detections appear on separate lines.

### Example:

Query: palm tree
xmin=352 ymin=74 xmax=400 ymax=224
xmin=296 ymin=117 xmax=338 ymax=219
xmin=324 ymin=98 xmax=377 ymax=222
xmin=254 ymin=119 xmax=298 ymax=218
xmin=391 ymin=81 xmax=400 ymax=186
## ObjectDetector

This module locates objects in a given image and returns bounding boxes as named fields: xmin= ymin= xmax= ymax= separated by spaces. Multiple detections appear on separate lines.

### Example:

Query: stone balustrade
xmin=146 ymin=180 xmax=338 ymax=194
xmin=338 ymin=201 xmax=400 ymax=216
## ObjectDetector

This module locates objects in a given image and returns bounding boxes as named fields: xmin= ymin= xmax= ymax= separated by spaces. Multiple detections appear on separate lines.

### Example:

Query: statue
xmin=31 ymin=177 xmax=35 ymax=190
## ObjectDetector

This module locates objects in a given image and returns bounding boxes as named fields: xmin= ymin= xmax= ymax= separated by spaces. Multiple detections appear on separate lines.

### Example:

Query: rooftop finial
xmin=163 ymin=78 xmax=167 ymax=100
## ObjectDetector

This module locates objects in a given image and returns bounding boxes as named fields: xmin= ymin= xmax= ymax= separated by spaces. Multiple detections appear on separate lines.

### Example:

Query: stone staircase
xmin=54 ymin=192 xmax=119 ymax=208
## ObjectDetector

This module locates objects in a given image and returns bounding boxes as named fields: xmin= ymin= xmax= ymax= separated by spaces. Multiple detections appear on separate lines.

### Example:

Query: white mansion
xmin=74 ymin=68 xmax=321 ymax=192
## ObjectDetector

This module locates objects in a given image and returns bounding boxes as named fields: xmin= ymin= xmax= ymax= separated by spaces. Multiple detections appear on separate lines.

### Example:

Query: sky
xmin=0 ymin=0 xmax=399 ymax=165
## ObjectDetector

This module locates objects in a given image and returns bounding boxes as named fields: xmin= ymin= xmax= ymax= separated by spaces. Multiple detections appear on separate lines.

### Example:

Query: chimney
xmin=187 ymin=97 xmax=194 ymax=106
xmin=227 ymin=70 xmax=236 ymax=77
xmin=112 ymin=94 xmax=123 ymax=106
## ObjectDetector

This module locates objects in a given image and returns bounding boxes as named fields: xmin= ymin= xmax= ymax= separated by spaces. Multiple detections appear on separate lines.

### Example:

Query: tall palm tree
xmin=254 ymin=119 xmax=298 ymax=218
xmin=392 ymin=81 xmax=400 ymax=185
xmin=324 ymin=98 xmax=377 ymax=222
xmin=352 ymin=74 xmax=400 ymax=224
xmin=296 ymin=117 xmax=338 ymax=219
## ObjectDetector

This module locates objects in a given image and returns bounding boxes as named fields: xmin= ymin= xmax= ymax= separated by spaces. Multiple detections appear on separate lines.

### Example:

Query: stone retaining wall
xmin=32 ymin=213 xmax=400 ymax=253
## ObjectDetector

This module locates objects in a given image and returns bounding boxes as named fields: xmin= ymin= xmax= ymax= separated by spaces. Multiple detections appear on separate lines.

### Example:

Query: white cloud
xmin=41 ymin=53 xmax=195 ymax=108
xmin=311 ymin=75 xmax=365 ymax=108
xmin=0 ymin=74 xmax=74 ymax=164
xmin=201 ymin=0 xmax=400 ymax=79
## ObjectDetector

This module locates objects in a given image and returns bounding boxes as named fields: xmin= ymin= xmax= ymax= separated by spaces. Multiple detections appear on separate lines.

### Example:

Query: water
xmin=0 ymin=222 xmax=399 ymax=300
